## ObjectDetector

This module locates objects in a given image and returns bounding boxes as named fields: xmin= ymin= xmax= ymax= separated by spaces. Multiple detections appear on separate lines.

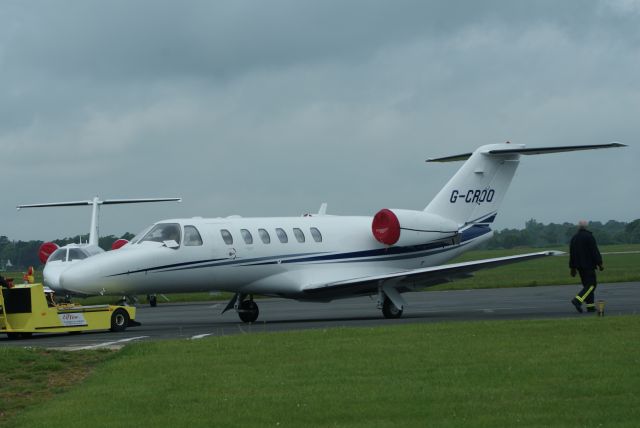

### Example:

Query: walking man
xmin=569 ymin=220 xmax=603 ymax=313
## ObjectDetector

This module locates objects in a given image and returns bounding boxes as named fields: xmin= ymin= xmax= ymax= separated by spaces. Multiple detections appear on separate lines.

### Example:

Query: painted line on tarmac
xmin=191 ymin=333 xmax=215 ymax=340
xmin=61 ymin=336 xmax=150 ymax=351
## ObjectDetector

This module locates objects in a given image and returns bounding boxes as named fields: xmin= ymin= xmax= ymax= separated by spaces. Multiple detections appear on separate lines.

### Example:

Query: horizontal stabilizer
xmin=17 ymin=197 xmax=181 ymax=210
xmin=102 ymin=198 xmax=182 ymax=205
xmin=427 ymin=142 xmax=626 ymax=163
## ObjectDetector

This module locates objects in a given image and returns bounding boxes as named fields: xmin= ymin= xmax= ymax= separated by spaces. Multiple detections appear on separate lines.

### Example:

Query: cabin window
xmin=241 ymin=229 xmax=253 ymax=245
xmin=258 ymin=228 xmax=271 ymax=244
xmin=220 ymin=229 xmax=233 ymax=245
xmin=139 ymin=223 xmax=182 ymax=245
xmin=184 ymin=226 xmax=203 ymax=246
xmin=310 ymin=227 xmax=322 ymax=243
xmin=293 ymin=228 xmax=305 ymax=243
xmin=275 ymin=228 xmax=288 ymax=243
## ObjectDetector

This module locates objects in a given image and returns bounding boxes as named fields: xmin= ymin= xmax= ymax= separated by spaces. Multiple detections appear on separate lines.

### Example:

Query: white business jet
xmin=58 ymin=143 xmax=625 ymax=322
xmin=17 ymin=197 xmax=181 ymax=297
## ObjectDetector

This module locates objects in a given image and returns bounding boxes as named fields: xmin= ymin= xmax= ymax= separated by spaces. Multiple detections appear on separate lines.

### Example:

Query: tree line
xmin=1 ymin=219 xmax=639 ymax=269
xmin=485 ymin=219 xmax=640 ymax=249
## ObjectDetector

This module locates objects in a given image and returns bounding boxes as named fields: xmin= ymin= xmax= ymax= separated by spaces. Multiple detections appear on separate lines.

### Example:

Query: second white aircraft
xmin=58 ymin=142 xmax=625 ymax=322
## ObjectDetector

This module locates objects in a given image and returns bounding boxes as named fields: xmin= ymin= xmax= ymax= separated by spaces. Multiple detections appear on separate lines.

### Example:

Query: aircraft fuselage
xmin=60 ymin=215 xmax=490 ymax=299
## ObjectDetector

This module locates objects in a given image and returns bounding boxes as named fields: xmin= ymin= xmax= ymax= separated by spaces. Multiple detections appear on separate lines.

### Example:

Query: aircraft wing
xmin=302 ymin=250 xmax=563 ymax=299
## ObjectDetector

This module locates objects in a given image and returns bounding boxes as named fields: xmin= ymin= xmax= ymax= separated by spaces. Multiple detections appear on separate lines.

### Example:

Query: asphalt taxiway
xmin=1 ymin=282 xmax=637 ymax=349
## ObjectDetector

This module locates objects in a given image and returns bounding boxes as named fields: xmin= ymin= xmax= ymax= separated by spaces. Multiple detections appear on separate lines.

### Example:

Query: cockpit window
xmin=139 ymin=223 xmax=182 ymax=245
xmin=184 ymin=226 xmax=203 ymax=246
xmin=131 ymin=225 xmax=153 ymax=244
xmin=68 ymin=248 xmax=88 ymax=261
xmin=48 ymin=248 xmax=67 ymax=262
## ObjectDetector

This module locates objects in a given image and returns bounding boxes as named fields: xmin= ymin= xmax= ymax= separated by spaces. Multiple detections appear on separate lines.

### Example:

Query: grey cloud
xmin=1 ymin=1 xmax=639 ymax=240
xmin=5 ymin=0 xmax=636 ymax=82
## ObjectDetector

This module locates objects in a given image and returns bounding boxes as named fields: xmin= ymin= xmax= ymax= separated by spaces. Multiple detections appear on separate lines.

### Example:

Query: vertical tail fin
xmin=423 ymin=142 xmax=626 ymax=228
xmin=424 ymin=143 xmax=521 ymax=227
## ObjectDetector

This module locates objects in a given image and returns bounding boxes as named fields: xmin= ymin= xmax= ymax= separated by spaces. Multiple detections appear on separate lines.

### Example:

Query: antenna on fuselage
xmin=17 ymin=196 xmax=182 ymax=246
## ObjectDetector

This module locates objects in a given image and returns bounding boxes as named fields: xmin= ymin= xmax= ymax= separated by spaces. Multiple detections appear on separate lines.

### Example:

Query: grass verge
xmin=432 ymin=244 xmax=640 ymax=290
xmin=3 ymin=315 xmax=640 ymax=427
xmin=0 ymin=348 xmax=114 ymax=423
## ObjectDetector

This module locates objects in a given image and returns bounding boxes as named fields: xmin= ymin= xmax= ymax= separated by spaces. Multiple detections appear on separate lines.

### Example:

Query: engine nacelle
xmin=111 ymin=239 xmax=129 ymax=250
xmin=372 ymin=209 xmax=459 ymax=246
xmin=38 ymin=242 xmax=59 ymax=264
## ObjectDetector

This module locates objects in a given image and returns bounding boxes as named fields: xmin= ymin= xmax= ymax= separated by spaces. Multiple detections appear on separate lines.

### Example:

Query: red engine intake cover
xmin=372 ymin=209 xmax=401 ymax=245
xmin=39 ymin=242 xmax=59 ymax=264
xmin=111 ymin=239 xmax=129 ymax=250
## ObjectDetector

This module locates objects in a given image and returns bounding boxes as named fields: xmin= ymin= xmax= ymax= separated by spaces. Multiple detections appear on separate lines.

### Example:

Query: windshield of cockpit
xmin=48 ymin=248 xmax=67 ymax=262
xmin=47 ymin=248 xmax=89 ymax=262
xmin=137 ymin=223 xmax=181 ymax=245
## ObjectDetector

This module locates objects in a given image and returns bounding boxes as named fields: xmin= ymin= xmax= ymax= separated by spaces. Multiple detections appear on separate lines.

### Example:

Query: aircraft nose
xmin=43 ymin=263 xmax=67 ymax=293
xmin=59 ymin=261 xmax=102 ymax=295
xmin=43 ymin=271 xmax=61 ymax=291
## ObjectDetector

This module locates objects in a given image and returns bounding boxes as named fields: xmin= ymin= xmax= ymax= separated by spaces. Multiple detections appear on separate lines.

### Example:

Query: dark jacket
xmin=569 ymin=229 xmax=603 ymax=270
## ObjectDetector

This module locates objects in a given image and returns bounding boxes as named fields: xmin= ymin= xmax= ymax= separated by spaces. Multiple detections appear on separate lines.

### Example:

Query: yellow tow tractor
xmin=1 ymin=283 xmax=140 ymax=339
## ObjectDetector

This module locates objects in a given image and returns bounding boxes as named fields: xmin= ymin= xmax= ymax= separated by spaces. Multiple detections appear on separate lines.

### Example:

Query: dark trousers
xmin=576 ymin=269 xmax=597 ymax=307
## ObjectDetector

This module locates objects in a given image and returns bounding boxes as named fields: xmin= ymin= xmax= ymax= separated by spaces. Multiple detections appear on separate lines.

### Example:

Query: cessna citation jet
xmin=58 ymin=142 xmax=625 ymax=322
xmin=17 ymin=197 xmax=181 ymax=297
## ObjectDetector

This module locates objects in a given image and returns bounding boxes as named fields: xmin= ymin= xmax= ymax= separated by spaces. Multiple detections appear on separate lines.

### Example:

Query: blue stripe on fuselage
xmin=107 ymin=225 xmax=492 ymax=276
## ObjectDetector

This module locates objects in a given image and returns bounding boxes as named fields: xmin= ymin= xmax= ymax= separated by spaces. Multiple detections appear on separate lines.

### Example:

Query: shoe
xmin=586 ymin=306 xmax=596 ymax=313
xmin=571 ymin=298 xmax=583 ymax=313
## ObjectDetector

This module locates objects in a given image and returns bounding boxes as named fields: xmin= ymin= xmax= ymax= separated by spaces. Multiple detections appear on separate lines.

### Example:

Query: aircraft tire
xmin=110 ymin=308 xmax=130 ymax=332
xmin=238 ymin=300 xmax=259 ymax=323
xmin=382 ymin=297 xmax=403 ymax=319
xmin=148 ymin=295 xmax=157 ymax=307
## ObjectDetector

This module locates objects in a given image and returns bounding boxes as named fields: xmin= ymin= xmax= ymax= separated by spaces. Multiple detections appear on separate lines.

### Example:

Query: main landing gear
xmin=381 ymin=297 xmax=403 ymax=319
xmin=377 ymin=282 xmax=406 ymax=319
xmin=222 ymin=293 xmax=259 ymax=323
xmin=147 ymin=294 xmax=157 ymax=307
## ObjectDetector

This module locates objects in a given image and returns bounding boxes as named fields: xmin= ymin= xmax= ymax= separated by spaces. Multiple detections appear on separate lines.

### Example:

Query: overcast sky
xmin=1 ymin=0 xmax=638 ymax=242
